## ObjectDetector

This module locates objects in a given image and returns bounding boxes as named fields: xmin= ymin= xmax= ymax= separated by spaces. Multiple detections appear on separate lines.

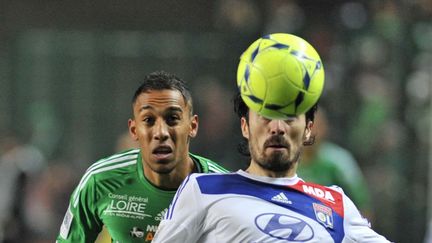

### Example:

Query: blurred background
xmin=0 ymin=0 xmax=430 ymax=242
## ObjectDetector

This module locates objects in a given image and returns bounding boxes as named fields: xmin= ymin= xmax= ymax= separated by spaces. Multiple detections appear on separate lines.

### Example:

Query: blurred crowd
xmin=0 ymin=1 xmax=431 ymax=242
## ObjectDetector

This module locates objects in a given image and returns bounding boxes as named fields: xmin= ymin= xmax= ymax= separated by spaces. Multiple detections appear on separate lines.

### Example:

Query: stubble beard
xmin=250 ymin=143 xmax=302 ymax=173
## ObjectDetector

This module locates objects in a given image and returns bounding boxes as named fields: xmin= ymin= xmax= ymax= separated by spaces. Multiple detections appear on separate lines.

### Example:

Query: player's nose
xmin=153 ymin=119 xmax=169 ymax=141
xmin=269 ymin=119 xmax=285 ymax=135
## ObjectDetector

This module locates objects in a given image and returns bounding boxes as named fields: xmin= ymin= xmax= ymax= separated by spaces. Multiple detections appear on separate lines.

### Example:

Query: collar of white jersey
xmin=236 ymin=170 xmax=301 ymax=186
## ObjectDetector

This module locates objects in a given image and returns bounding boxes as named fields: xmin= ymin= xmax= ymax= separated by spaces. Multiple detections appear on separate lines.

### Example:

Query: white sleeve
xmin=341 ymin=189 xmax=392 ymax=243
xmin=153 ymin=174 xmax=204 ymax=243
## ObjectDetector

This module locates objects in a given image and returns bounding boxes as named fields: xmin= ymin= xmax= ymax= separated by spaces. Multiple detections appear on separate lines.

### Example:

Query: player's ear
xmin=189 ymin=114 xmax=198 ymax=138
xmin=241 ymin=117 xmax=249 ymax=139
xmin=128 ymin=118 xmax=139 ymax=141
xmin=303 ymin=120 xmax=314 ymax=146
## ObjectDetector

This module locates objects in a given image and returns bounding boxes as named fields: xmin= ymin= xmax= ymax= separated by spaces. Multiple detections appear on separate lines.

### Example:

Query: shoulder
xmin=85 ymin=149 xmax=140 ymax=177
xmin=189 ymin=153 xmax=229 ymax=173
xmin=183 ymin=172 xmax=229 ymax=184
xmin=70 ymin=149 xmax=140 ymax=207
xmin=185 ymin=172 xmax=241 ymax=195
xmin=181 ymin=172 xmax=236 ymax=187
xmin=191 ymin=171 xmax=234 ymax=180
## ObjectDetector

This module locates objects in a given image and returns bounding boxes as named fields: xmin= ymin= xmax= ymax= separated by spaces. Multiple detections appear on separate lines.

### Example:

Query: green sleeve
xmin=321 ymin=143 xmax=371 ymax=212
xmin=57 ymin=175 xmax=103 ymax=242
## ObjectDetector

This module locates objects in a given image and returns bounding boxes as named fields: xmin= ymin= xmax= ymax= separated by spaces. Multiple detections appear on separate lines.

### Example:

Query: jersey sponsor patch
xmin=60 ymin=206 xmax=74 ymax=239
xmin=289 ymin=181 xmax=344 ymax=217
xmin=103 ymin=193 xmax=151 ymax=219
xmin=302 ymin=185 xmax=335 ymax=203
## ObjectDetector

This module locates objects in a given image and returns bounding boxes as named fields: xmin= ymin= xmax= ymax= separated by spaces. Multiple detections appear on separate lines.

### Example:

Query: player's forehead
xmin=133 ymin=89 xmax=189 ymax=113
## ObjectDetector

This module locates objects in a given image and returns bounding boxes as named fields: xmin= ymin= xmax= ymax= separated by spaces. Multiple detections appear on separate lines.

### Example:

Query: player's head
xmin=233 ymin=92 xmax=317 ymax=173
xmin=132 ymin=71 xmax=194 ymax=115
xmin=129 ymin=71 xmax=198 ymax=175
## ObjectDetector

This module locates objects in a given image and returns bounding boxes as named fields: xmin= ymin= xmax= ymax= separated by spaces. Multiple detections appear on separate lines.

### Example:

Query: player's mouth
xmin=265 ymin=144 xmax=288 ymax=151
xmin=264 ymin=136 xmax=289 ymax=151
xmin=152 ymin=145 xmax=173 ymax=160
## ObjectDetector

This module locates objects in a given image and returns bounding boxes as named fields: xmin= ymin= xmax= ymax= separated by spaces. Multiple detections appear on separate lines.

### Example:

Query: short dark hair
xmin=132 ymin=71 xmax=193 ymax=113
xmin=233 ymin=92 xmax=318 ymax=156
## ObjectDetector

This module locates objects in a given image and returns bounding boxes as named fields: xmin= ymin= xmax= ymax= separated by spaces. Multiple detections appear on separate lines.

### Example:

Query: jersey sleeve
xmin=152 ymin=174 xmax=204 ymax=243
xmin=341 ymin=189 xmax=392 ymax=243
xmin=56 ymin=175 xmax=103 ymax=243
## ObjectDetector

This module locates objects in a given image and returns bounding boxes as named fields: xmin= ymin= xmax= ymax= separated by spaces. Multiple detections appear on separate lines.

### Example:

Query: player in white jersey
xmin=153 ymin=93 xmax=391 ymax=243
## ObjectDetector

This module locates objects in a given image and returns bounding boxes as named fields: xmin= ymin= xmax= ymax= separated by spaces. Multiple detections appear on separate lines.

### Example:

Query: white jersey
xmin=153 ymin=170 xmax=391 ymax=243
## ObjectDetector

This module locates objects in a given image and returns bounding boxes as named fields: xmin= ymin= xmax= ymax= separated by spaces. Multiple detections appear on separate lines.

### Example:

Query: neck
xmin=143 ymin=156 xmax=195 ymax=190
xmin=246 ymin=161 xmax=298 ymax=178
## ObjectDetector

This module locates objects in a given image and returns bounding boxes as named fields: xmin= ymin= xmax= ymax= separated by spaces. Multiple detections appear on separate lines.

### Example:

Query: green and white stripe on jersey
xmin=208 ymin=162 xmax=227 ymax=173
xmin=72 ymin=149 xmax=139 ymax=208
xmin=191 ymin=153 xmax=229 ymax=173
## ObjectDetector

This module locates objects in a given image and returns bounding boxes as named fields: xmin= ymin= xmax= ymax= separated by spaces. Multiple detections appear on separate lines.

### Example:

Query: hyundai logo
xmin=254 ymin=213 xmax=314 ymax=241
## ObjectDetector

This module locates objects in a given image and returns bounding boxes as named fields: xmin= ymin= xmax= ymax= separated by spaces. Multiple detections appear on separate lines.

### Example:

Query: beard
xmin=249 ymin=135 xmax=302 ymax=172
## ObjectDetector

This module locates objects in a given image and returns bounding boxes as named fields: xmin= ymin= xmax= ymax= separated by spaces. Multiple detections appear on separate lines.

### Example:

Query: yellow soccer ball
xmin=237 ymin=33 xmax=325 ymax=119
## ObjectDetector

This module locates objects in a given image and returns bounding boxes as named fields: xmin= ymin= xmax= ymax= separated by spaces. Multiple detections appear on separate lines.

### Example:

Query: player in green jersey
xmin=56 ymin=71 xmax=228 ymax=243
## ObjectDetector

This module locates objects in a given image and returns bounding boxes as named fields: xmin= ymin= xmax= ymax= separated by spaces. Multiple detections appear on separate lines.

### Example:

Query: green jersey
xmin=57 ymin=149 xmax=228 ymax=243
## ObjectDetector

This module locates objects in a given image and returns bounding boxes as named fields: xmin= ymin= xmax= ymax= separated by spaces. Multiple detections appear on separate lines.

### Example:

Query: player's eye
xmin=284 ymin=116 xmax=297 ymax=123
xmin=142 ymin=117 xmax=155 ymax=125
xmin=166 ymin=115 xmax=181 ymax=126
xmin=258 ymin=115 xmax=271 ymax=123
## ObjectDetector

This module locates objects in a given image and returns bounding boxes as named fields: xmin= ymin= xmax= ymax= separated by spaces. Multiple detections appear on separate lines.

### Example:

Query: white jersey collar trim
xmin=236 ymin=170 xmax=301 ymax=186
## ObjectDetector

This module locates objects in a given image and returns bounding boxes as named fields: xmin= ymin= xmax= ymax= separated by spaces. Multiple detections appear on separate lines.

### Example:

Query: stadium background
xmin=0 ymin=0 xmax=430 ymax=242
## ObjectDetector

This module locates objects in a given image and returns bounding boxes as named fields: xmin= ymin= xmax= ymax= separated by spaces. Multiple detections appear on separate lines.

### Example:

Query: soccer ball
xmin=237 ymin=33 xmax=325 ymax=119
